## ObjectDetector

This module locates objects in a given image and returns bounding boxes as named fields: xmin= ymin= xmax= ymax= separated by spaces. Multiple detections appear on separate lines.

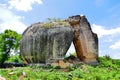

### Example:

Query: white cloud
xmin=0 ymin=21 xmax=27 ymax=34
xmin=8 ymin=0 xmax=43 ymax=12
xmin=0 ymin=6 xmax=27 ymax=33
xmin=92 ymin=24 xmax=120 ymax=38
xmin=0 ymin=3 xmax=7 ymax=8
xmin=109 ymin=41 xmax=120 ymax=49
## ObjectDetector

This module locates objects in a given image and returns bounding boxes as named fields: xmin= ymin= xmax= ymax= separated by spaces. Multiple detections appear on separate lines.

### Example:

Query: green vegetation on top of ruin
xmin=42 ymin=18 xmax=70 ymax=28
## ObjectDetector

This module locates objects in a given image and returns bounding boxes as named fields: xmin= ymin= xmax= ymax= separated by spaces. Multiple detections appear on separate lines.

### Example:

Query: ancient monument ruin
xmin=20 ymin=15 xmax=98 ymax=65
xmin=20 ymin=22 xmax=73 ymax=64
xmin=67 ymin=15 xmax=98 ymax=63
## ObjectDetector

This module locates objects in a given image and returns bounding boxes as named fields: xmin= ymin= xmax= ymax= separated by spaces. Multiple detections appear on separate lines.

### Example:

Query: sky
xmin=0 ymin=0 xmax=120 ymax=59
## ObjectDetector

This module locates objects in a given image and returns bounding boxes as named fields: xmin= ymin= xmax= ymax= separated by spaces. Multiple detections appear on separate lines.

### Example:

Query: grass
xmin=0 ymin=56 xmax=120 ymax=80
xmin=42 ymin=18 xmax=70 ymax=28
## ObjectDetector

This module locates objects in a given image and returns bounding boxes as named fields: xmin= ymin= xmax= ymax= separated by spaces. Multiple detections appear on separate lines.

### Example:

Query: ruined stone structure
xmin=67 ymin=15 xmax=98 ymax=63
xmin=20 ymin=22 xmax=74 ymax=64
xmin=20 ymin=15 xmax=98 ymax=64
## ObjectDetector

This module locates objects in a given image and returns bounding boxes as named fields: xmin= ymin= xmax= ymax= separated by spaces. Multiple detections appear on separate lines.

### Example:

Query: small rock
xmin=8 ymin=72 xmax=14 ymax=76
xmin=0 ymin=76 xmax=6 ymax=80
xmin=59 ymin=60 xmax=67 ymax=69
xmin=22 ymin=72 xmax=26 ymax=77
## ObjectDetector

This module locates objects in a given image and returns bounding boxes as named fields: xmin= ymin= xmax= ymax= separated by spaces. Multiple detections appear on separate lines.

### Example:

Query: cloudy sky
xmin=0 ymin=0 xmax=120 ymax=59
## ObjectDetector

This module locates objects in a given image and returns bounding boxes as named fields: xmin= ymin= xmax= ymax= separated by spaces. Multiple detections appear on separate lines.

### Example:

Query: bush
xmin=43 ymin=18 xmax=69 ymax=28
xmin=6 ymin=55 xmax=23 ymax=63
xmin=54 ymin=66 xmax=61 ymax=69
xmin=43 ymin=22 xmax=54 ymax=28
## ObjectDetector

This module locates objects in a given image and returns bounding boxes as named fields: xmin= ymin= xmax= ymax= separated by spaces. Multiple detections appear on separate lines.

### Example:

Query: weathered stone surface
xmin=20 ymin=22 xmax=74 ymax=64
xmin=52 ymin=60 xmax=73 ymax=69
xmin=67 ymin=15 xmax=98 ymax=63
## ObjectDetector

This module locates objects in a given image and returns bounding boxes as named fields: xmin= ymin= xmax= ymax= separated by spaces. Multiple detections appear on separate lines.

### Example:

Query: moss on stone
xmin=42 ymin=18 xmax=70 ymax=28
xmin=42 ymin=22 xmax=54 ymax=28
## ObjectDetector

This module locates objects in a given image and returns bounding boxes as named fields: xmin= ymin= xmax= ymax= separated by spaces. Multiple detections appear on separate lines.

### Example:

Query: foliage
xmin=0 ymin=56 xmax=120 ymax=80
xmin=64 ymin=52 xmax=77 ymax=62
xmin=98 ymin=55 xmax=120 ymax=68
xmin=54 ymin=65 xmax=61 ymax=69
xmin=43 ymin=18 xmax=69 ymax=28
xmin=6 ymin=54 xmax=23 ymax=63
xmin=43 ymin=22 xmax=54 ymax=28
xmin=46 ymin=18 xmax=63 ymax=23
xmin=0 ymin=29 xmax=22 ymax=64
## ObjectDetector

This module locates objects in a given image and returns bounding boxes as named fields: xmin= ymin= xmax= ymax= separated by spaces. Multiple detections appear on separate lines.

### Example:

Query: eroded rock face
xmin=67 ymin=15 xmax=98 ymax=63
xmin=20 ymin=22 xmax=74 ymax=64
xmin=20 ymin=15 xmax=98 ymax=64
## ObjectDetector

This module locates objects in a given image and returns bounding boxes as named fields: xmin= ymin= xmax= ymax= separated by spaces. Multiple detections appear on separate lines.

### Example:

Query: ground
xmin=0 ymin=56 xmax=120 ymax=80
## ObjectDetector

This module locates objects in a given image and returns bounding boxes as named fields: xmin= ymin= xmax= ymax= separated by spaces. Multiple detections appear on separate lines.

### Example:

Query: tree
xmin=0 ymin=29 xmax=22 ymax=64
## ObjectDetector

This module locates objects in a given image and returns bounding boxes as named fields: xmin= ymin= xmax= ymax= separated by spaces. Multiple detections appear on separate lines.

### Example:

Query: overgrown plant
xmin=43 ymin=18 xmax=69 ymax=28
xmin=7 ymin=54 xmax=23 ymax=63
xmin=0 ymin=29 xmax=22 ymax=64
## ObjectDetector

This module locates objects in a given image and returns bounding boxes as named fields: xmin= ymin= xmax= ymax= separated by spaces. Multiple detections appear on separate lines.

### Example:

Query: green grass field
xmin=0 ymin=56 xmax=120 ymax=80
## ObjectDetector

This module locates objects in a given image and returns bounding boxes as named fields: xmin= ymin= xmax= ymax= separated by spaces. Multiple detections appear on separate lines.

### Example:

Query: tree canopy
xmin=0 ymin=29 xmax=22 ymax=64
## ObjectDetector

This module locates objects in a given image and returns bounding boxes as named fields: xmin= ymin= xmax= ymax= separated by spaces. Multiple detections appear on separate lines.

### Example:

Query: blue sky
xmin=0 ymin=0 xmax=120 ymax=59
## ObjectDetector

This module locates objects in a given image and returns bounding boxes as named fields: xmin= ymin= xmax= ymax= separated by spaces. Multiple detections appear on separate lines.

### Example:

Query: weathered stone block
xmin=20 ymin=22 xmax=74 ymax=64
xmin=67 ymin=15 xmax=98 ymax=63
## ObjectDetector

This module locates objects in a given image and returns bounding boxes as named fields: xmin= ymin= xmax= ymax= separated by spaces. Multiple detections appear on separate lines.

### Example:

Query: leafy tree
xmin=0 ymin=29 xmax=22 ymax=64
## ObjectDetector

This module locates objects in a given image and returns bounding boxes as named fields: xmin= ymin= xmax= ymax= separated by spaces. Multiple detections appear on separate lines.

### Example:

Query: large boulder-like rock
xmin=20 ymin=22 xmax=74 ymax=64
xmin=67 ymin=15 xmax=98 ymax=63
